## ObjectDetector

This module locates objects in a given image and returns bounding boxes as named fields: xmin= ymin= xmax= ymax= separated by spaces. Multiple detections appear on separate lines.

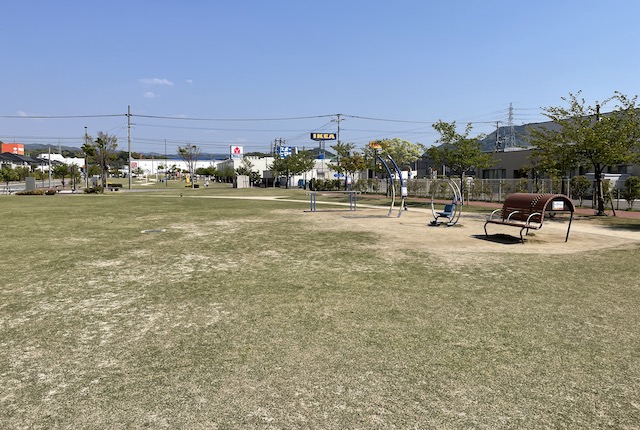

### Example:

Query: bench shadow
xmin=472 ymin=234 xmax=524 ymax=245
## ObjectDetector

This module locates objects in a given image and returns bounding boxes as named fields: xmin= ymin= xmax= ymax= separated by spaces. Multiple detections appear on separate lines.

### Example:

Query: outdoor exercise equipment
xmin=429 ymin=178 xmax=462 ymax=226
xmin=377 ymin=155 xmax=407 ymax=217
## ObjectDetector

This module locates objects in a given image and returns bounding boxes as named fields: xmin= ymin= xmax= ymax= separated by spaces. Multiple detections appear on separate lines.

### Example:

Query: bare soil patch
xmin=296 ymin=206 xmax=640 ymax=255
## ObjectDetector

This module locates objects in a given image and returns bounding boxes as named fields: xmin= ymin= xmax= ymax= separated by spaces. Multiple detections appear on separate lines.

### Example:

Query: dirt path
xmin=298 ymin=205 xmax=640 ymax=255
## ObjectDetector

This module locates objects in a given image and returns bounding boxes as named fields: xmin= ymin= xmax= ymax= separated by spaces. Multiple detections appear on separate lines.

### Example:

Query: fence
xmin=349 ymin=178 xmax=566 ymax=203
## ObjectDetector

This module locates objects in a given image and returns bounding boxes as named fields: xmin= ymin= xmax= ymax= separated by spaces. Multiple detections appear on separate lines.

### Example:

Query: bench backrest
xmin=500 ymin=193 xmax=574 ymax=224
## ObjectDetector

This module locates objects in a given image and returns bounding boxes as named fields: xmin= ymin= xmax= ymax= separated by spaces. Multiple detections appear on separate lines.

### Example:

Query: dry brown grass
xmin=1 ymin=189 xmax=639 ymax=428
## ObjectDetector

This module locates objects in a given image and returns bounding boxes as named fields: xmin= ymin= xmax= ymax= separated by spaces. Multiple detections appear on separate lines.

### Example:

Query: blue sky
xmin=2 ymin=0 xmax=639 ymax=155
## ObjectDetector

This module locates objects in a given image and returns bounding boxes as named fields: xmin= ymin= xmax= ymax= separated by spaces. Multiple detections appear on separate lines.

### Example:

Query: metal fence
xmin=351 ymin=178 xmax=565 ymax=202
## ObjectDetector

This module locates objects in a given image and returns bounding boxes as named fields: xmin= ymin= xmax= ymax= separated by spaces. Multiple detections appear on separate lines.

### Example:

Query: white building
xmin=129 ymin=158 xmax=219 ymax=176
xmin=37 ymin=153 xmax=85 ymax=168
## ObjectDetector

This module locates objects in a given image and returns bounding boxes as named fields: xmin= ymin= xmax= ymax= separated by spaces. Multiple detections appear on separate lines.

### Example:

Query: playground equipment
xmin=377 ymin=155 xmax=407 ymax=217
xmin=429 ymin=178 xmax=462 ymax=226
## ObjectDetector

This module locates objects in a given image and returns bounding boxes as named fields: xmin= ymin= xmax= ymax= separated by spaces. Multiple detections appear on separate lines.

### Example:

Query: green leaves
xmin=528 ymin=91 xmax=640 ymax=213
xmin=428 ymin=120 xmax=492 ymax=176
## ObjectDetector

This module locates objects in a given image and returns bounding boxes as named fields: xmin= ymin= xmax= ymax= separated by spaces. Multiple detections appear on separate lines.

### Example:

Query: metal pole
xmin=128 ymin=105 xmax=132 ymax=190
xmin=48 ymin=146 xmax=51 ymax=188
xmin=84 ymin=127 xmax=89 ymax=189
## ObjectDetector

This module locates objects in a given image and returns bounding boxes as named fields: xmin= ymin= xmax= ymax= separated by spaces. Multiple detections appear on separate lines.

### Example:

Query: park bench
xmin=484 ymin=193 xmax=575 ymax=243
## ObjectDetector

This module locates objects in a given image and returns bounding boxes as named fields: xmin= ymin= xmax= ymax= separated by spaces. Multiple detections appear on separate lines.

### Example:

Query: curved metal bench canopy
xmin=484 ymin=193 xmax=575 ymax=242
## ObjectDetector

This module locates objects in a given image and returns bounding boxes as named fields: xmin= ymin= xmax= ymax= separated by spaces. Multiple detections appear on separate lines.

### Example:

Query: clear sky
xmin=2 ymin=0 xmax=639 ymax=155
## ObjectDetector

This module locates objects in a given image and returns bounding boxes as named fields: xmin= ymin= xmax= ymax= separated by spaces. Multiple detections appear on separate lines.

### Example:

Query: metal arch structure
xmin=430 ymin=178 xmax=462 ymax=226
xmin=377 ymin=155 xmax=396 ymax=216
xmin=387 ymin=155 xmax=407 ymax=218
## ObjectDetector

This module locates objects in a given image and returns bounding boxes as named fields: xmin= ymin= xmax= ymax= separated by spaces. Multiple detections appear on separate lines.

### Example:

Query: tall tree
xmin=85 ymin=131 xmax=118 ymax=188
xmin=428 ymin=121 xmax=492 ymax=201
xmin=177 ymin=144 xmax=201 ymax=188
xmin=366 ymin=138 xmax=425 ymax=172
xmin=53 ymin=163 xmax=70 ymax=188
xmin=329 ymin=142 xmax=356 ymax=189
xmin=528 ymin=91 xmax=640 ymax=215
xmin=269 ymin=150 xmax=315 ymax=189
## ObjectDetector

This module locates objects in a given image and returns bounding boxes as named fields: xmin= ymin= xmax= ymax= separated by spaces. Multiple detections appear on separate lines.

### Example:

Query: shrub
xmin=622 ymin=176 xmax=640 ymax=210
xmin=45 ymin=189 xmax=57 ymax=195
xmin=15 ymin=189 xmax=45 ymax=196
xmin=84 ymin=186 xmax=104 ymax=194
xmin=570 ymin=175 xmax=592 ymax=206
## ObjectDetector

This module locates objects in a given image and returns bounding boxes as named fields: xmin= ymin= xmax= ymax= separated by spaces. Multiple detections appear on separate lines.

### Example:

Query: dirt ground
xmin=299 ymin=205 xmax=640 ymax=255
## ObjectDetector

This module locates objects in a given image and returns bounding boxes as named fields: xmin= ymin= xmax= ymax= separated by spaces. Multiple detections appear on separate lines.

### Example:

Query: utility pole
xmin=331 ymin=113 xmax=345 ymax=187
xmin=127 ymin=105 xmax=132 ymax=190
xmin=84 ymin=126 xmax=89 ymax=189
xmin=48 ymin=146 xmax=52 ymax=188
xmin=333 ymin=113 xmax=342 ymax=146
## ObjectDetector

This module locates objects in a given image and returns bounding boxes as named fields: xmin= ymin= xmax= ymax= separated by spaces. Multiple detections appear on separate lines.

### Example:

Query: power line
xmin=132 ymin=113 xmax=335 ymax=121
xmin=0 ymin=114 xmax=125 ymax=119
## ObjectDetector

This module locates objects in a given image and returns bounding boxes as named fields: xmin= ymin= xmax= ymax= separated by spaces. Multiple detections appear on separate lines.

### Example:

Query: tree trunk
xmin=594 ymin=166 xmax=606 ymax=216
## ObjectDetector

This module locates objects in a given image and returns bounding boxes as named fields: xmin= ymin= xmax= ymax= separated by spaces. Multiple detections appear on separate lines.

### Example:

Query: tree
xmin=14 ymin=166 xmax=31 ymax=181
xmin=84 ymin=131 xmax=118 ymax=188
xmin=569 ymin=175 xmax=592 ymax=206
xmin=177 ymin=144 xmax=201 ymax=188
xmin=269 ymin=150 xmax=315 ymax=189
xmin=328 ymin=142 xmax=356 ymax=188
xmin=340 ymin=152 xmax=367 ymax=185
xmin=0 ymin=166 xmax=19 ymax=187
xmin=528 ymin=91 xmax=640 ymax=215
xmin=53 ymin=163 xmax=70 ymax=188
xmin=235 ymin=157 xmax=261 ymax=186
xmin=366 ymin=138 xmax=425 ymax=172
xmin=622 ymin=176 xmax=640 ymax=210
xmin=428 ymin=121 xmax=493 ymax=202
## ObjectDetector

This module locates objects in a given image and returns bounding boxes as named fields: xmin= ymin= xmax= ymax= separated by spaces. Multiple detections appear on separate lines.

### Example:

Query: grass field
xmin=1 ymin=185 xmax=639 ymax=429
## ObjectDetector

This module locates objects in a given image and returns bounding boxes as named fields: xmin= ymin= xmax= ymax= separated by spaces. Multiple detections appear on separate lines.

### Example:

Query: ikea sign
xmin=310 ymin=133 xmax=337 ymax=141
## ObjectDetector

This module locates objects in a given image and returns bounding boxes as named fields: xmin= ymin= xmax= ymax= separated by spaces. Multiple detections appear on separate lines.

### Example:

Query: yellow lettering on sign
xmin=311 ymin=133 xmax=336 ymax=140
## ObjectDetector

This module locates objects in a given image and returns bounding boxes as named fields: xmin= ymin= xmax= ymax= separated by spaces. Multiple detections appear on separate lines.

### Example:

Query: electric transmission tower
xmin=505 ymin=102 xmax=516 ymax=149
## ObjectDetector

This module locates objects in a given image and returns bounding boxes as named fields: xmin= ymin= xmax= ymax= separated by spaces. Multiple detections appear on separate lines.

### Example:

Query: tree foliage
xmin=365 ymin=138 xmax=425 ymax=171
xmin=0 ymin=166 xmax=19 ymax=186
xmin=269 ymin=150 xmax=315 ymax=189
xmin=53 ymin=163 xmax=70 ymax=188
xmin=569 ymin=175 xmax=592 ymax=206
xmin=428 ymin=121 xmax=492 ymax=201
xmin=528 ymin=91 xmax=640 ymax=215
xmin=83 ymin=131 xmax=118 ymax=188
xmin=177 ymin=144 xmax=201 ymax=188
xmin=622 ymin=176 xmax=640 ymax=210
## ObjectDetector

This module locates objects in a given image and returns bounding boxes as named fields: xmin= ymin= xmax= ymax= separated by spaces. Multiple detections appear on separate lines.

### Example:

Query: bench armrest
xmin=526 ymin=212 xmax=542 ymax=224
xmin=487 ymin=208 xmax=501 ymax=221
xmin=506 ymin=210 xmax=521 ymax=221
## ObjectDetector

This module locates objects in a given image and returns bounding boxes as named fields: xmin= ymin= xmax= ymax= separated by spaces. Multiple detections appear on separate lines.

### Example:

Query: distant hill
xmin=478 ymin=120 xmax=562 ymax=151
